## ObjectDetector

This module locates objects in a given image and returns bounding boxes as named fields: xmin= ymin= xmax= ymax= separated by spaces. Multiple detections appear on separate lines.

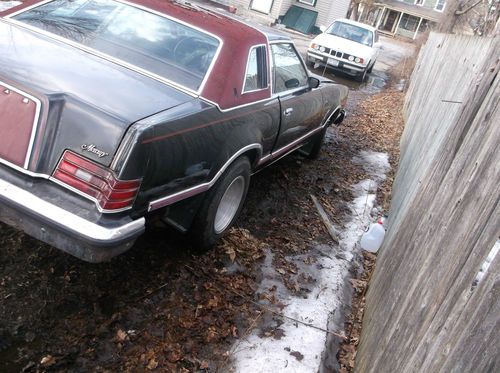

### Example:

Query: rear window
xmin=13 ymin=0 xmax=220 ymax=91
xmin=326 ymin=22 xmax=373 ymax=47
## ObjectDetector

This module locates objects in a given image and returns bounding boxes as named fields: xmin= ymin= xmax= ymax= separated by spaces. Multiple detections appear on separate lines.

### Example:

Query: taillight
xmin=53 ymin=151 xmax=141 ymax=212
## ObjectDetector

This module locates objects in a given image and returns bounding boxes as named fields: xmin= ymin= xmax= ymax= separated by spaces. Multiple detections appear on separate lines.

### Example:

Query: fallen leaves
xmin=146 ymin=358 xmax=158 ymax=370
xmin=289 ymin=350 xmax=304 ymax=361
xmin=338 ymin=251 xmax=378 ymax=373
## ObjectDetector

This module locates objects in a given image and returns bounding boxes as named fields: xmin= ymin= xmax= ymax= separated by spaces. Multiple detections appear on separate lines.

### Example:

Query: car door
xmin=270 ymin=42 xmax=324 ymax=150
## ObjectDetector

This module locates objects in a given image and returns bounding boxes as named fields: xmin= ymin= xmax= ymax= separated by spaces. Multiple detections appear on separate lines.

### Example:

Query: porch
xmin=374 ymin=7 xmax=432 ymax=39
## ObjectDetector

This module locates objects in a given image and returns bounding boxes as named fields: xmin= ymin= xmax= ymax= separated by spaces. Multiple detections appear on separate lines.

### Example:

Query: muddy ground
xmin=0 ymin=30 xmax=412 ymax=372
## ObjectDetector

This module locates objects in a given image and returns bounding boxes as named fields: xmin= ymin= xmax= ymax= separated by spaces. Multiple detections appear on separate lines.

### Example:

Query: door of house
xmin=250 ymin=0 xmax=274 ymax=14
xmin=382 ymin=10 xmax=399 ymax=32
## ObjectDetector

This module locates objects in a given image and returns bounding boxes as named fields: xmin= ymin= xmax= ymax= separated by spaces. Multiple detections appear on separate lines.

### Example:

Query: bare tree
xmin=348 ymin=0 xmax=375 ymax=22
xmin=439 ymin=0 xmax=499 ymax=35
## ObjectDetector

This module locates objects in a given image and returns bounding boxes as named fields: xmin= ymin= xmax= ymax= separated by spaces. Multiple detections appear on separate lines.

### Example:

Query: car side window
xmin=271 ymin=43 xmax=308 ymax=94
xmin=374 ymin=31 xmax=379 ymax=43
xmin=243 ymin=45 xmax=268 ymax=92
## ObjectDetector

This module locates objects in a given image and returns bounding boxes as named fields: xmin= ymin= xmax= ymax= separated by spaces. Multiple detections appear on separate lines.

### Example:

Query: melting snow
xmin=231 ymin=151 xmax=390 ymax=372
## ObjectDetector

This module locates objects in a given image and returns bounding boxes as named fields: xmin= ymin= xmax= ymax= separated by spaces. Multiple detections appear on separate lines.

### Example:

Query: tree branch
xmin=456 ymin=0 xmax=483 ymax=15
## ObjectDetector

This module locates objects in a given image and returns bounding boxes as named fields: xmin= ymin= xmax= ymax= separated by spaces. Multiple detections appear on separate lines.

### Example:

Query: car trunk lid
xmin=0 ymin=19 xmax=195 ymax=174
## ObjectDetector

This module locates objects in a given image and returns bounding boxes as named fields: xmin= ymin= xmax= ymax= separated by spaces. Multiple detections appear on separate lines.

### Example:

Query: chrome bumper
xmin=0 ymin=177 xmax=145 ymax=262
xmin=307 ymin=50 xmax=365 ymax=73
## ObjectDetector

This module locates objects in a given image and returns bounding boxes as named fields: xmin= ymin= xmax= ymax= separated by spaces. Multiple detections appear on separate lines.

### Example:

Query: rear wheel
xmin=190 ymin=157 xmax=251 ymax=249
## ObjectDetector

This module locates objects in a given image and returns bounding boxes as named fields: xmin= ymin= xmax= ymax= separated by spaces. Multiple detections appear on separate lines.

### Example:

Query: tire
xmin=356 ymin=68 xmax=367 ymax=82
xmin=367 ymin=60 xmax=375 ymax=74
xmin=304 ymin=126 xmax=327 ymax=160
xmin=190 ymin=157 xmax=251 ymax=249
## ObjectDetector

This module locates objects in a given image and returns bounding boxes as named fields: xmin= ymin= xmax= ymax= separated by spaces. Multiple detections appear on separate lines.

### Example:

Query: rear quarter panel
xmin=118 ymin=98 xmax=281 ymax=214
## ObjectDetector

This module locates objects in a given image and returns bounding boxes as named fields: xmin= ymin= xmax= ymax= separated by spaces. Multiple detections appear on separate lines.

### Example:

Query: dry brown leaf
xmin=40 ymin=355 xmax=56 ymax=367
xmin=116 ymin=329 xmax=128 ymax=342
xmin=146 ymin=358 xmax=158 ymax=370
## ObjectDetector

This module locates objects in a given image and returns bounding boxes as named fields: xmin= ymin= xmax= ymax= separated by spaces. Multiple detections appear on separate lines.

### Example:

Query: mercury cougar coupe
xmin=0 ymin=0 xmax=347 ymax=262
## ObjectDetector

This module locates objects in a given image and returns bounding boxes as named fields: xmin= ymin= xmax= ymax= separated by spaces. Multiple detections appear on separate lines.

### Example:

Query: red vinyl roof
xmin=2 ymin=0 xmax=272 ymax=110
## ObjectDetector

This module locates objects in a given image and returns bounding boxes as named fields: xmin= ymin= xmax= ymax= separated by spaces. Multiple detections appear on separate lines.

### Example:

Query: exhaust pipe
xmin=333 ymin=109 xmax=346 ymax=125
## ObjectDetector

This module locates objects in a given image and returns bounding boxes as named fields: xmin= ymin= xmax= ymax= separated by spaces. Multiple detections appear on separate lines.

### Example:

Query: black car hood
xmin=0 ymin=20 xmax=195 ymax=172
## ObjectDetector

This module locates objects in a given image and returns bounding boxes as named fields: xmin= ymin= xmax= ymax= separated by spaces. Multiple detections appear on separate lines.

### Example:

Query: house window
xmin=298 ymin=0 xmax=317 ymax=6
xmin=243 ymin=45 xmax=268 ymax=93
xmin=435 ymin=0 xmax=446 ymax=11
xmin=414 ymin=0 xmax=425 ymax=5
xmin=400 ymin=14 xmax=421 ymax=32
xmin=250 ymin=0 xmax=274 ymax=14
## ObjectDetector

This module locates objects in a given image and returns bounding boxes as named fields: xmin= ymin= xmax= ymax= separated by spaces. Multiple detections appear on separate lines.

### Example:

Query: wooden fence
xmin=355 ymin=33 xmax=500 ymax=372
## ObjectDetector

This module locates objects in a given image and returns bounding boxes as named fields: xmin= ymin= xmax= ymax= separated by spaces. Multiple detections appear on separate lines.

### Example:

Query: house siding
xmin=279 ymin=0 xmax=350 ymax=28
xmin=401 ymin=0 xmax=440 ymax=10
xmin=222 ymin=0 xmax=349 ymax=29
xmin=228 ymin=0 xmax=285 ymax=20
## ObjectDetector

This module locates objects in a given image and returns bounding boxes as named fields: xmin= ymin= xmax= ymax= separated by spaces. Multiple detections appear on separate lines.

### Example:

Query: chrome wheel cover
xmin=214 ymin=176 xmax=245 ymax=234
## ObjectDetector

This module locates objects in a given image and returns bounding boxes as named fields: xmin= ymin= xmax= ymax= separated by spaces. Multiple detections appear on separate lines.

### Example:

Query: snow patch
xmin=353 ymin=151 xmax=390 ymax=182
xmin=231 ymin=151 xmax=390 ymax=372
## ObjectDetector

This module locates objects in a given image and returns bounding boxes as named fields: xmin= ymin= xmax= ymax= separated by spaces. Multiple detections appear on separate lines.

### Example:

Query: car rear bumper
xmin=307 ymin=50 xmax=366 ymax=75
xmin=0 ymin=166 xmax=145 ymax=262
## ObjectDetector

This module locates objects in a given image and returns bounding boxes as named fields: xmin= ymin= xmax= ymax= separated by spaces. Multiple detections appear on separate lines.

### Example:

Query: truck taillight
xmin=53 ymin=151 xmax=141 ymax=211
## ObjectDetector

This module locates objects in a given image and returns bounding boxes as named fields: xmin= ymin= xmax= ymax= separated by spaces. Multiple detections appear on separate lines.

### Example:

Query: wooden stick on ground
xmin=310 ymin=194 xmax=339 ymax=243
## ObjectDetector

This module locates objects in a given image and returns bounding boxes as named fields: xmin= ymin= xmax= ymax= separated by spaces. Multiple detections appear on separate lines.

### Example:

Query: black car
xmin=0 ymin=0 xmax=347 ymax=261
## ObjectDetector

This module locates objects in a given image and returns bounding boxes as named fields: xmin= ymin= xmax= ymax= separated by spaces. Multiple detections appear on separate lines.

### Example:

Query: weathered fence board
xmin=355 ymin=33 xmax=500 ymax=373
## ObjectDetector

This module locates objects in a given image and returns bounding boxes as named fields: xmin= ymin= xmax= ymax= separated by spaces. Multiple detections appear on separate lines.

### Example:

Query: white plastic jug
xmin=360 ymin=221 xmax=385 ymax=253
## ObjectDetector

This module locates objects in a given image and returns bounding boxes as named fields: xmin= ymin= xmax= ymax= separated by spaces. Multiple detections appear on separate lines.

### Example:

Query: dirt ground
xmin=0 ymin=25 xmax=412 ymax=372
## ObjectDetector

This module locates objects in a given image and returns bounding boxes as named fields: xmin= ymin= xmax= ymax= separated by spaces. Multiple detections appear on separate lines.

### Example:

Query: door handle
xmin=284 ymin=108 xmax=294 ymax=117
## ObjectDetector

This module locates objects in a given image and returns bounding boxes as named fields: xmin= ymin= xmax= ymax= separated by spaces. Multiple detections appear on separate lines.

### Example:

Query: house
xmin=368 ymin=0 xmax=446 ymax=39
xmin=211 ymin=0 xmax=351 ymax=34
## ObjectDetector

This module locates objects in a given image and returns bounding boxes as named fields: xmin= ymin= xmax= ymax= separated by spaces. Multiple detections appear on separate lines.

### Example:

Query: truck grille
xmin=0 ymin=82 xmax=41 ymax=169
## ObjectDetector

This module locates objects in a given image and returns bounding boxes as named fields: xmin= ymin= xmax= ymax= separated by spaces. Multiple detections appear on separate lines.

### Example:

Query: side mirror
xmin=285 ymin=78 xmax=300 ymax=89
xmin=308 ymin=76 xmax=320 ymax=89
xmin=319 ymin=25 xmax=327 ymax=33
xmin=374 ymin=42 xmax=382 ymax=49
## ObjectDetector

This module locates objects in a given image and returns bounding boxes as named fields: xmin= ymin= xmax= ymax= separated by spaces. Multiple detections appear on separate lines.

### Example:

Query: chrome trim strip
xmin=148 ymin=143 xmax=262 ymax=212
xmin=200 ymin=95 xmax=276 ymax=113
xmin=257 ymin=106 xmax=342 ymax=167
xmin=0 ymin=158 xmax=49 ymax=179
xmin=258 ymin=126 xmax=323 ymax=166
xmin=0 ymin=177 xmax=145 ymax=242
xmin=0 ymin=80 xmax=42 ymax=169
xmin=4 ymin=0 xmax=224 ymax=97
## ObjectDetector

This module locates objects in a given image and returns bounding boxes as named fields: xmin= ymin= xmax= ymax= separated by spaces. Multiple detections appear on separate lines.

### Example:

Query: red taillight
xmin=53 ymin=151 xmax=141 ymax=211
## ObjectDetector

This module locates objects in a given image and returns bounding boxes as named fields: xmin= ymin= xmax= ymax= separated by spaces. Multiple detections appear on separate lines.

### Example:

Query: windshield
xmin=13 ymin=0 xmax=220 ymax=91
xmin=326 ymin=22 xmax=373 ymax=47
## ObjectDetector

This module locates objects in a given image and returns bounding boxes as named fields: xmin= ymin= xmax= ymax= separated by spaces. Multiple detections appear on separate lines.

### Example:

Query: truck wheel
xmin=303 ymin=126 xmax=327 ymax=160
xmin=190 ymin=157 xmax=251 ymax=249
